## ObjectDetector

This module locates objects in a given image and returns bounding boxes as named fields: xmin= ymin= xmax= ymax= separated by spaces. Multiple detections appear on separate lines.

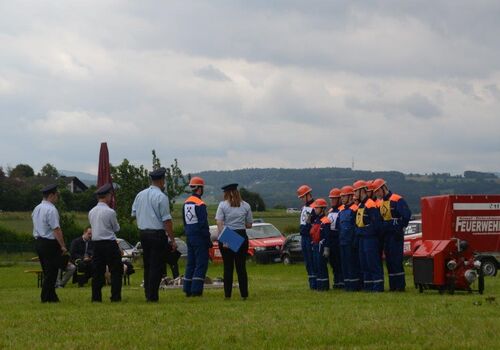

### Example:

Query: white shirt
xmin=131 ymin=186 xmax=172 ymax=230
xmin=32 ymin=200 xmax=60 ymax=239
xmin=215 ymin=200 xmax=253 ymax=230
xmin=89 ymin=202 xmax=120 ymax=241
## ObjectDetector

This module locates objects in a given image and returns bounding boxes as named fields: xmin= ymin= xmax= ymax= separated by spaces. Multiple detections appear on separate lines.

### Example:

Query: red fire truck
xmin=413 ymin=195 xmax=500 ymax=294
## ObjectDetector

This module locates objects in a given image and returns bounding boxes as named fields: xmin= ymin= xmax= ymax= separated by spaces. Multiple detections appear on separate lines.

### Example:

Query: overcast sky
xmin=1 ymin=1 xmax=499 ymax=176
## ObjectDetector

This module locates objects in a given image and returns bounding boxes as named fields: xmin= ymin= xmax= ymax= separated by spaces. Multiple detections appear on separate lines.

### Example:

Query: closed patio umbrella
xmin=97 ymin=142 xmax=115 ymax=209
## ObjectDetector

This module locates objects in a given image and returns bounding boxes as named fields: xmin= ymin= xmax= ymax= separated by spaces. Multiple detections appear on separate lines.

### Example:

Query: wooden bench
xmin=25 ymin=270 xmax=44 ymax=288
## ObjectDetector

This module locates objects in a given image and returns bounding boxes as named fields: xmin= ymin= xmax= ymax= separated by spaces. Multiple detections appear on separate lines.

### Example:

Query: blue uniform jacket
xmin=337 ymin=203 xmax=358 ymax=246
xmin=380 ymin=191 xmax=412 ymax=235
xmin=183 ymin=194 xmax=210 ymax=245
xmin=355 ymin=198 xmax=382 ymax=238
xmin=299 ymin=199 xmax=317 ymax=237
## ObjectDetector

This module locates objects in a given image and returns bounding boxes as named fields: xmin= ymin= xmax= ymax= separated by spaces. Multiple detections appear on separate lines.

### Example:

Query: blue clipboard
xmin=218 ymin=227 xmax=244 ymax=253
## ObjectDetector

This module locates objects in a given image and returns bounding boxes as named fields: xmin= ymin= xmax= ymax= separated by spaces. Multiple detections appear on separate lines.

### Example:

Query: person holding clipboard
xmin=215 ymin=183 xmax=253 ymax=300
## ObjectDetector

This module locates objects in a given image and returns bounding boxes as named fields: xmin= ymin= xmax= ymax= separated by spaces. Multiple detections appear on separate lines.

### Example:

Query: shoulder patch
xmin=390 ymin=194 xmax=402 ymax=202
xmin=320 ymin=217 xmax=331 ymax=224
xmin=185 ymin=196 xmax=205 ymax=206
xmin=365 ymin=199 xmax=376 ymax=209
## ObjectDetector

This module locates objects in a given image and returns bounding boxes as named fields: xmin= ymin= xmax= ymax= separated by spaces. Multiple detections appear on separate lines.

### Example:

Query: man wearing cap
xmin=327 ymin=188 xmax=344 ymax=289
xmin=296 ymin=185 xmax=317 ymax=290
xmin=373 ymin=179 xmax=412 ymax=292
xmin=32 ymin=184 xmax=67 ymax=303
xmin=132 ymin=167 xmax=177 ymax=302
xmin=182 ymin=177 xmax=211 ymax=297
xmin=353 ymin=180 xmax=384 ymax=292
xmin=89 ymin=183 xmax=122 ymax=302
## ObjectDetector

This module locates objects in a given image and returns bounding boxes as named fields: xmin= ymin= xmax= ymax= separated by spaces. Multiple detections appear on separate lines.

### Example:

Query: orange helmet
xmin=372 ymin=178 xmax=386 ymax=191
xmin=189 ymin=176 xmax=205 ymax=187
xmin=329 ymin=188 xmax=341 ymax=198
xmin=340 ymin=185 xmax=354 ymax=196
xmin=352 ymin=180 xmax=368 ymax=191
xmin=312 ymin=198 xmax=328 ymax=208
xmin=297 ymin=185 xmax=312 ymax=198
xmin=367 ymin=180 xmax=375 ymax=191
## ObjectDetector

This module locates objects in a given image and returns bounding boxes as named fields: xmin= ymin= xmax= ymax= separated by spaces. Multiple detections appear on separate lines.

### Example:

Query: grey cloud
xmin=1 ymin=1 xmax=500 ymax=175
xmin=401 ymin=94 xmax=442 ymax=119
xmin=345 ymin=93 xmax=441 ymax=119
xmin=194 ymin=65 xmax=231 ymax=82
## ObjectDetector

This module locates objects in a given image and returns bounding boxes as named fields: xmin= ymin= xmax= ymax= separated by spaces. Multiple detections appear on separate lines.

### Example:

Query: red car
xmin=209 ymin=223 xmax=286 ymax=264
xmin=403 ymin=220 xmax=422 ymax=258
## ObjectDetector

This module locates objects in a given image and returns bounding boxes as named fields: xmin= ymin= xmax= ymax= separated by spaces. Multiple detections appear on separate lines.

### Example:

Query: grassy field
xmin=0 ymin=259 xmax=499 ymax=349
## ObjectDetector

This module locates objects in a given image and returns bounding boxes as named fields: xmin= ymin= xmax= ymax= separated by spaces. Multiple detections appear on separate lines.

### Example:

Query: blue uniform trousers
xmin=313 ymin=243 xmax=329 ymax=291
xmin=301 ymin=235 xmax=317 ymax=290
xmin=359 ymin=236 xmax=384 ymax=292
xmin=340 ymin=243 xmax=362 ymax=291
xmin=383 ymin=232 xmax=406 ymax=291
xmin=183 ymin=241 xmax=209 ymax=296
xmin=329 ymin=237 xmax=344 ymax=289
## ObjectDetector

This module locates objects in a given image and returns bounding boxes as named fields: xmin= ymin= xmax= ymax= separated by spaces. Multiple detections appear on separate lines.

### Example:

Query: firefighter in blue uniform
xmin=297 ymin=185 xmax=317 ymax=290
xmin=183 ymin=177 xmax=211 ymax=297
xmin=327 ymin=188 xmax=344 ymax=289
xmin=310 ymin=198 xmax=332 ymax=291
xmin=373 ymin=178 xmax=412 ymax=292
xmin=353 ymin=180 xmax=384 ymax=292
xmin=337 ymin=185 xmax=362 ymax=291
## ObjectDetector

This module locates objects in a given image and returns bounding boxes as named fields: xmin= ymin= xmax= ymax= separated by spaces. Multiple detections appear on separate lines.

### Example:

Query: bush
xmin=119 ymin=221 xmax=140 ymax=244
xmin=173 ymin=224 xmax=185 ymax=237
xmin=60 ymin=212 xmax=84 ymax=244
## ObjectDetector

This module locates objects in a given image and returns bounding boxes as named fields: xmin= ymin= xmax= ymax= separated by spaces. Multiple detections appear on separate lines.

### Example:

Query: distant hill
xmin=193 ymin=168 xmax=500 ymax=213
xmin=59 ymin=170 xmax=97 ymax=187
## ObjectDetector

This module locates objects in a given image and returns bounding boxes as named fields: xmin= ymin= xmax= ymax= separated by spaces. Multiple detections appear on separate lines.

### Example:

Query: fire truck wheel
xmin=481 ymin=259 xmax=498 ymax=277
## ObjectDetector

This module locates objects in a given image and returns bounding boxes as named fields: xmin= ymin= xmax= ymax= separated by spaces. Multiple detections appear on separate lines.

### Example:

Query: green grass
xmin=0 ymin=211 xmax=91 ymax=236
xmin=0 ymin=260 xmax=498 ymax=349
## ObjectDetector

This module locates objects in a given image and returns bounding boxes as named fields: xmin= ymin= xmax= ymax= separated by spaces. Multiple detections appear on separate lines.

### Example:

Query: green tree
xmin=240 ymin=187 xmax=266 ymax=212
xmin=111 ymin=159 xmax=149 ymax=222
xmin=152 ymin=150 xmax=190 ymax=211
xmin=0 ymin=166 xmax=5 ymax=179
xmin=9 ymin=164 xmax=35 ymax=178
xmin=39 ymin=163 xmax=59 ymax=177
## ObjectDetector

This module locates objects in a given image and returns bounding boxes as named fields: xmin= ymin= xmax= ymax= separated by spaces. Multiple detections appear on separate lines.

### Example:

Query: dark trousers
xmin=35 ymin=238 xmax=62 ymax=303
xmin=301 ymin=235 xmax=316 ymax=290
xmin=92 ymin=240 xmax=123 ymax=302
xmin=359 ymin=236 xmax=384 ymax=292
xmin=329 ymin=236 xmax=344 ymax=288
xmin=340 ymin=243 xmax=362 ymax=291
xmin=140 ymin=230 xmax=169 ymax=302
xmin=314 ymin=243 xmax=329 ymax=291
xmin=183 ymin=241 xmax=209 ymax=296
xmin=220 ymin=230 xmax=249 ymax=298
xmin=384 ymin=231 xmax=406 ymax=291
xmin=75 ymin=260 xmax=92 ymax=286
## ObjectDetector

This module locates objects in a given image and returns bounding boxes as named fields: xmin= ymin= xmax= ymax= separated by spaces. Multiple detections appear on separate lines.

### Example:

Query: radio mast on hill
xmin=351 ymin=157 xmax=354 ymax=170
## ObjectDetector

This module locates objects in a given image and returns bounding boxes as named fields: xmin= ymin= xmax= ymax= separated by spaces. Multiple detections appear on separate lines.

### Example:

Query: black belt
xmin=35 ymin=237 xmax=55 ymax=241
xmin=140 ymin=229 xmax=165 ymax=234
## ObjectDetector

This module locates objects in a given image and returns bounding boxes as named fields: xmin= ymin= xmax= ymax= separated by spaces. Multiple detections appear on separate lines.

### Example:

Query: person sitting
xmin=55 ymin=254 xmax=76 ymax=288
xmin=70 ymin=226 xmax=94 ymax=287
